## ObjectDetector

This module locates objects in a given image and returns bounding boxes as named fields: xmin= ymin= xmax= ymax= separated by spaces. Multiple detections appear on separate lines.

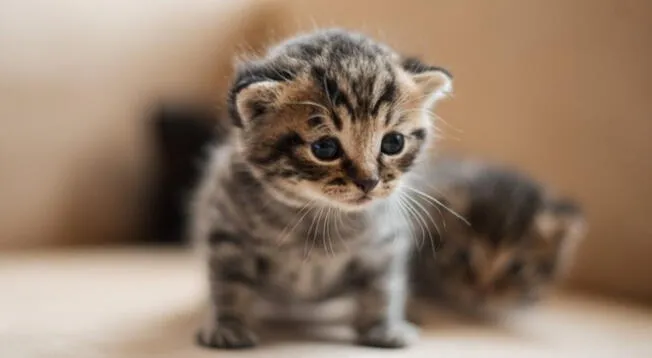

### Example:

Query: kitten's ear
xmin=536 ymin=198 xmax=587 ymax=242
xmin=228 ymin=61 xmax=290 ymax=128
xmin=552 ymin=198 xmax=587 ymax=247
xmin=535 ymin=198 xmax=587 ymax=273
xmin=401 ymin=57 xmax=453 ymax=104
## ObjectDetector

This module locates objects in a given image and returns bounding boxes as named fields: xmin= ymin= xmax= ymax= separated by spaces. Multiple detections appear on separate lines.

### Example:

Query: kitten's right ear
xmin=535 ymin=198 xmax=586 ymax=241
xmin=536 ymin=197 xmax=587 ymax=272
xmin=228 ymin=61 xmax=293 ymax=128
xmin=401 ymin=57 xmax=453 ymax=105
xmin=551 ymin=198 xmax=587 ymax=247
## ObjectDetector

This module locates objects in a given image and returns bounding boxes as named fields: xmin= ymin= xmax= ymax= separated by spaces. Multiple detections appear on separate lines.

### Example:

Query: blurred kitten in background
xmin=409 ymin=157 xmax=587 ymax=315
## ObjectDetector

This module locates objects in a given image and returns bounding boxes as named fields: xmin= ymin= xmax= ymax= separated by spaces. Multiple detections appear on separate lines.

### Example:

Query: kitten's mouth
xmin=347 ymin=195 xmax=373 ymax=205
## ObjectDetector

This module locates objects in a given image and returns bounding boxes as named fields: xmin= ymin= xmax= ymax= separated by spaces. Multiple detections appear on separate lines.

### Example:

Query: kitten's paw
xmin=196 ymin=319 xmax=258 ymax=349
xmin=357 ymin=320 xmax=420 ymax=348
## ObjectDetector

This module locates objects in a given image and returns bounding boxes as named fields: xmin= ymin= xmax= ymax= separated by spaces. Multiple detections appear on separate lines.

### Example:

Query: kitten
xmin=409 ymin=157 xmax=586 ymax=314
xmin=190 ymin=29 xmax=453 ymax=349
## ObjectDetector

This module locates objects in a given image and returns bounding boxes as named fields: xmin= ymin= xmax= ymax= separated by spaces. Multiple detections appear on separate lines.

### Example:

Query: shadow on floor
xmin=109 ymin=298 xmax=527 ymax=356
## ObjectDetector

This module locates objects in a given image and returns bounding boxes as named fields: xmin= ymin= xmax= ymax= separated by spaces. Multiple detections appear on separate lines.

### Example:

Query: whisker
xmin=276 ymin=202 xmax=309 ymax=244
xmin=302 ymin=207 xmax=317 ymax=258
xmin=403 ymin=192 xmax=441 ymax=255
xmin=406 ymin=174 xmax=448 ymax=197
xmin=333 ymin=209 xmax=348 ymax=251
xmin=397 ymin=193 xmax=426 ymax=250
xmin=404 ymin=178 xmax=447 ymax=230
xmin=403 ymin=186 xmax=469 ymax=226
xmin=321 ymin=207 xmax=331 ymax=255
xmin=400 ymin=191 xmax=430 ymax=250
xmin=304 ymin=206 xmax=324 ymax=261
xmin=278 ymin=200 xmax=315 ymax=245
xmin=324 ymin=207 xmax=335 ymax=257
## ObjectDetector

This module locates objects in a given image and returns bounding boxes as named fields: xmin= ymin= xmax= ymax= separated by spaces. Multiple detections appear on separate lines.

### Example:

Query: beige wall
xmin=1 ymin=0 xmax=650 ymax=301
xmin=0 ymin=0 xmax=286 ymax=247
xmin=283 ymin=0 xmax=652 ymax=301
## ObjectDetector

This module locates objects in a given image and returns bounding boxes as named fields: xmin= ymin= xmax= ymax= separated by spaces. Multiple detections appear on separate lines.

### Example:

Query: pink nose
xmin=477 ymin=285 xmax=493 ymax=296
xmin=353 ymin=178 xmax=379 ymax=193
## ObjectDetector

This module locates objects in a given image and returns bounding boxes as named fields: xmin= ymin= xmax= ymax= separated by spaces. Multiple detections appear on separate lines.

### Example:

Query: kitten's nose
xmin=477 ymin=284 xmax=493 ymax=297
xmin=353 ymin=177 xmax=379 ymax=193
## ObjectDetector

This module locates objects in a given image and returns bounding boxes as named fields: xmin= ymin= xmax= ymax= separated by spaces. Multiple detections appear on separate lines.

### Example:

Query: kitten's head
xmin=434 ymin=171 xmax=586 ymax=310
xmin=228 ymin=30 xmax=452 ymax=210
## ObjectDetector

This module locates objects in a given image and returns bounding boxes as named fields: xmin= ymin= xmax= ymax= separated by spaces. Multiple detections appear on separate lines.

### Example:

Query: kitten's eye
xmin=455 ymin=251 xmax=471 ymax=265
xmin=508 ymin=260 xmax=524 ymax=276
xmin=537 ymin=261 xmax=555 ymax=276
xmin=311 ymin=137 xmax=341 ymax=161
xmin=381 ymin=132 xmax=404 ymax=155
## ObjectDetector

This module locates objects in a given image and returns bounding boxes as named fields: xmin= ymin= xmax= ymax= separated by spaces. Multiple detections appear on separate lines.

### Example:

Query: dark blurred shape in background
xmin=147 ymin=103 xmax=219 ymax=245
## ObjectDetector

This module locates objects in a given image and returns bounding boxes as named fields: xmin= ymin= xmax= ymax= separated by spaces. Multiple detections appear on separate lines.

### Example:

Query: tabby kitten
xmin=409 ymin=157 xmax=586 ymax=313
xmin=190 ymin=29 xmax=452 ymax=349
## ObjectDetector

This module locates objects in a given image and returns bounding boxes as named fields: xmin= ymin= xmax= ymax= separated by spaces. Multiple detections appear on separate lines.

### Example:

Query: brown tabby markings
xmin=191 ymin=29 xmax=584 ymax=351
xmin=192 ymin=29 xmax=452 ymax=350
xmin=410 ymin=158 xmax=586 ymax=311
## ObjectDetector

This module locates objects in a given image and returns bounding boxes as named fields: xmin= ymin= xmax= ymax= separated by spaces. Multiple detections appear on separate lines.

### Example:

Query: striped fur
xmin=191 ymin=29 xmax=451 ymax=349
xmin=190 ymin=29 xmax=584 ymax=348
xmin=409 ymin=157 xmax=586 ymax=314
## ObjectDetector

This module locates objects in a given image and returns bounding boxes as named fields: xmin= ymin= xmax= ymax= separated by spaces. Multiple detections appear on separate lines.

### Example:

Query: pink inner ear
xmin=534 ymin=213 xmax=560 ymax=241
xmin=412 ymin=70 xmax=453 ymax=104
xmin=561 ymin=216 xmax=588 ymax=249
xmin=235 ymin=81 xmax=283 ymax=127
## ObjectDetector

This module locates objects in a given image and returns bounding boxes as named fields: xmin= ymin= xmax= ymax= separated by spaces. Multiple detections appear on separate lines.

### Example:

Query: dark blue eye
xmin=455 ymin=251 xmax=471 ymax=265
xmin=538 ymin=262 xmax=554 ymax=276
xmin=381 ymin=132 xmax=404 ymax=155
xmin=311 ymin=137 xmax=341 ymax=161
xmin=508 ymin=260 xmax=524 ymax=276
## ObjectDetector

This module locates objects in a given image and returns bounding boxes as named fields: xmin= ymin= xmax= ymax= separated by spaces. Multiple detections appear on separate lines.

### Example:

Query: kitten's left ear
xmin=228 ymin=60 xmax=291 ymax=128
xmin=401 ymin=57 xmax=453 ymax=104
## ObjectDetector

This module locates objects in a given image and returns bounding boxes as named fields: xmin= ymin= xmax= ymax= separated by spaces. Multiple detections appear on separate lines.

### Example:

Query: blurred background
xmin=1 ymin=0 xmax=651 ymax=307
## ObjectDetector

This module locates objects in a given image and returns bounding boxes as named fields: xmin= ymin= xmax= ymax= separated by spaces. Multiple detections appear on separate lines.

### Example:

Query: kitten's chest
xmin=257 ymin=246 xmax=355 ymax=302
xmin=256 ymin=218 xmax=405 ymax=302
xmin=235 ymin=199 xmax=407 ymax=300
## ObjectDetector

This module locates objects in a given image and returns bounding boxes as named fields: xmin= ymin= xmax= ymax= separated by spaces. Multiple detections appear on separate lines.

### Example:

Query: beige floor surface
xmin=1 ymin=248 xmax=650 ymax=358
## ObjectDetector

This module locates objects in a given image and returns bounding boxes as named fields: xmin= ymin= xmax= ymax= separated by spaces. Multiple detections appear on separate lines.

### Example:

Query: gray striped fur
xmin=191 ymin=29 xmax=452 ymax=349
xmin=409 ymin=157 xmax=586 ymax=314
xmin=189 ymin=29 xmax=585 ymax=349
